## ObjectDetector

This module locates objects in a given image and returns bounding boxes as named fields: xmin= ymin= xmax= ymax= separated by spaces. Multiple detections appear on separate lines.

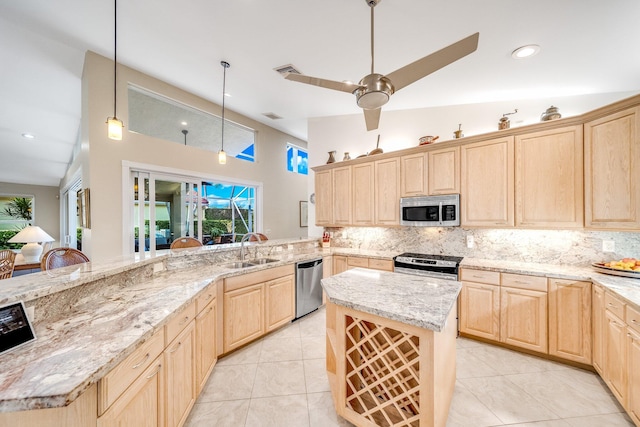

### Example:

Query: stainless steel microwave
xmin=400 ymin=194 xmax=460 ymax=227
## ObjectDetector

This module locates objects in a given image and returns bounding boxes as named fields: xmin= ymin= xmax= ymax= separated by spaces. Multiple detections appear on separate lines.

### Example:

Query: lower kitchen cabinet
xmin=224 ymin=283 xmax=264 ymax=352
xmin=266 ymin=275 xmax=295 ymax=331
xmin=195 ymin=297 xmax=217 ymax=395
xmin=165 ymin=320 xmax=196 ymax=427
xmin=605 ymin=308 xmax=627 ymax=406
xmin=346 ymin=256 xmax=394 ymax=272
xmin=500 ymin=285 xmax=547 ymax=353
xmin=593 ymin=284 xmax=605 ymax=374
xmin=97 ymin=358 xmax=164 ymax=427
xmin=548 ymin=279 xmax=591 ymax=364
xmin=628 ymin=328 xmax=640 ymax=424
xmin=333 ymin=255 xmax=348 ymax=275
xmin=459 ymin=269 xmax=501 ymax=341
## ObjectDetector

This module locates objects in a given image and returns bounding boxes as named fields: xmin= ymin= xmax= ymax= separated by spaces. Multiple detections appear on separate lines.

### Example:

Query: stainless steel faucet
xmin=240 ymin=233 xmax=262 ymax=262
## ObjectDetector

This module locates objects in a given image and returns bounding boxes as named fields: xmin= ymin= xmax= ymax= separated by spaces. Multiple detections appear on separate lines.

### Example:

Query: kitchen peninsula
xmin=322 ymin=268 xmax=461 ymax=427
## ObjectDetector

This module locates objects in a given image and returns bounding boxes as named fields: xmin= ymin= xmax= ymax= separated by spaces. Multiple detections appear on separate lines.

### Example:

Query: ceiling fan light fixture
xmin=355 ymin=73 xmax=394 ymax=109
xmin=357 ymin=91 xmax=389 ymax=109
xmin=511 ymin=44 xmax=540 ymax=59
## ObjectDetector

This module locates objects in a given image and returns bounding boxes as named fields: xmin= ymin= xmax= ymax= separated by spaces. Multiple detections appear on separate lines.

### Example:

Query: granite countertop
xmin=321 ymin=268 xmax=461 ymax=332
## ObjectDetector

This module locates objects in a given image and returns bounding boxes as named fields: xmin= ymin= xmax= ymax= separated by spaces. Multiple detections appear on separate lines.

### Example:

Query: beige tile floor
xmin=185 ymin=307 xmax=634 ymax=427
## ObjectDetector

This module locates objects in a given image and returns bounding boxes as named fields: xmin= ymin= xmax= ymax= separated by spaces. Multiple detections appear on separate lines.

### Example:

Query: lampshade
xmin=107 ymin=117 xmax=123 ymax=140
xmin=8 ymin=226 xmax=55 ymax=263
xmin=218 ymin=149 xmax=227 ymax=165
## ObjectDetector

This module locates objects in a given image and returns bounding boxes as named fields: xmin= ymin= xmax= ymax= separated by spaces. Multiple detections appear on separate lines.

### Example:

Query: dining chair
xmin=40 ymin=248 xmax=90 ymax=271
xmin=170 ymin=237 xmax=203 ymax=249
xmin=0 ymin=250 xmax=17 ymax=279
xmin=249 ymin=233 xmax=268 ymax=242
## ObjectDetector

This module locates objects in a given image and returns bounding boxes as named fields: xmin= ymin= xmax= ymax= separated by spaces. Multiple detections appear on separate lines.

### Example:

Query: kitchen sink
xmin=250 ymin=258 xmax=279 ymax=265
xmin=224 ymin=258 xmax=279 ymax=269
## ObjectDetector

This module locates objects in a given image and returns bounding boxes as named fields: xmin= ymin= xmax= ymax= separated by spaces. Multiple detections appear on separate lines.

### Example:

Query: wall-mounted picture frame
xmin=300 ymin=200 xmax=308 ymax=227
xmin=78 ymin=188 xmax=91 ymax=229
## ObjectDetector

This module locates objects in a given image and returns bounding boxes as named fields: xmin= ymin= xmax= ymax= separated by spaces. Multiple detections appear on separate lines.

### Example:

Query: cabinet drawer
xmin=166 ymin=301 xmax=197 ymax=345
xmin=368 ymin=258 xmax=394 ymax=271
xmin=605 ymin=292 xmax=626 ymax=319
xmin=196 ymin=284 xmax=217 ymax=313
xmin=501 ymin=273 xmax=547 ymax=292
xmin=460 ymin=268 xmax=500 ymax=285
xmin=347 ymin=257 xmax=369 ymax=268
xmin=627 ymin=304 xmax=640 ymax=335
xmin=98 ymin=328 xmax=164 ymax=414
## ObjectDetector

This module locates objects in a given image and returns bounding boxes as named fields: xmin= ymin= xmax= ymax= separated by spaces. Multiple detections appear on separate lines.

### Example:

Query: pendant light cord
xmin=113 ymin=0 xmax=118 ymax=119
xmin=370 ymin=4 xmax=374 ymax=74
xmin=221 ymin=61 xmax=230 ymax=152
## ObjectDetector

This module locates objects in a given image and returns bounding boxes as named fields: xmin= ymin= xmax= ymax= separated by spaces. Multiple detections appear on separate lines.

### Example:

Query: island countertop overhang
xmin=321 ymin=268 xmax=461 ymax=332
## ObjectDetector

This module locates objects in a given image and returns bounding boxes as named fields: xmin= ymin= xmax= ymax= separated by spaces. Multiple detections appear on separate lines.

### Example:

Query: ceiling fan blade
xmin=363 ymin=108 xmax=381 ymax=131
xmin=386 ymin=32 xmax=479 ymax=92
xmin=284 ymin=72 xmax=363 ymax=94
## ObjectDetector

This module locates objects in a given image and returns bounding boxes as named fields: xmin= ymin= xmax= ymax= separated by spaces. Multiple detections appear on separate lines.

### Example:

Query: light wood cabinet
xmin=461 ymin=136 xmax=515 ymax=227
xmin=428 ymin=145 xmax=459 ymax=195
xmin=548 ymin=279 xmax=591 ymax=364
xmin=266 ymin=275 xmax=295 ymax=331
xmin=97 ymin=360 xmax=164 ymax=427
xmin=515 ymin=126 xmax=584 ymax=228
xmin=333 ymin=255 xmax=348 ymax=275
xmin=346 ymin=256 xmax=394 ymax=272
xmin=459 ymin=269 xmax=501 ymax=341
xmin=500 ymin=285 xmax=547 ymax=353
xmin=195 ymin=298 xmax=217 ymax=395
xmin=374 ymin=157 xmax=401 ymax=225
xmin=223 ymin=265 xmax=295 ymax=353
xmin=592 ymin=284 xmax=605 ymax=374
xmin=164 ymin=319 xmax=196 ymax=427
xmin=584 ymin=106 xmax=640 ymax=230
xmin=314 ymin=169 xmax=333 ymax=226
xmin=352 ymin=162 xmax=375 ymax=225
xmin=400 ymin=152 xmax=427 ymax=197
xmin=333 ymin=166 xmax=352 ymax=225
xmin=627 ymin=326 xmax=640 ymax=424
xmin=224 ymin=283 xmax=264 ymax=352
xmin=605 ymin=309 xmax=627 ymax=406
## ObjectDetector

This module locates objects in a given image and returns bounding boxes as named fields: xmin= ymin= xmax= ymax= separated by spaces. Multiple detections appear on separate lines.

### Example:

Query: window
xmin=128 ymin=85 xmax=256 ymax=162
xmin=0 ymin=195 xmax=33 ymax=231
xmin=287 ymin=144 xmax=308 ymax=175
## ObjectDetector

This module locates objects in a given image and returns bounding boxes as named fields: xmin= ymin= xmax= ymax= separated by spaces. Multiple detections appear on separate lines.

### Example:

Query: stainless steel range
xmin=393 ymin=253 xmax=463 ymax=281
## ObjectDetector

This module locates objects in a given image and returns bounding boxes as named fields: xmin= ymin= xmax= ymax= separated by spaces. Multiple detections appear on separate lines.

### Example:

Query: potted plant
xmin=209 ymin=226 xmax=224 ymax=244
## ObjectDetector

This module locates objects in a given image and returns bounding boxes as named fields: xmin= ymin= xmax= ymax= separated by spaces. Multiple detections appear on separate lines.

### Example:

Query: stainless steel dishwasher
xmin=295 ymin=257 xmax=323 ymax=319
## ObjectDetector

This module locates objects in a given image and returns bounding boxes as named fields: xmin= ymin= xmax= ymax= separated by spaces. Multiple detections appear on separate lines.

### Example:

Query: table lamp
xmin=8 ymin=226 xmax=55 ymax=263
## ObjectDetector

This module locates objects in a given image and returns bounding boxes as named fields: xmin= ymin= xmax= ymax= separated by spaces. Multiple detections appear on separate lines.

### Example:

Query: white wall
xmin=81 ymin=52 xmax=308 ymax=262
xmin=306 ymin=91 xmax=640 ymax=237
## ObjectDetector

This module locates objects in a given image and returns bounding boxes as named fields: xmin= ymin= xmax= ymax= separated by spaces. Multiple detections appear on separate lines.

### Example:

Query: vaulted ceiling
xmin=1 ymin=0 xmax=639 ymax=186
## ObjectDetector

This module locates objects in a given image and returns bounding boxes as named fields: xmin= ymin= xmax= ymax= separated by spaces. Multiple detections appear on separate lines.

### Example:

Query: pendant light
xmin=106 ymin=0 xmax=123 ymax=140
xmin=218 ymin=61 xmax=230 ymax=164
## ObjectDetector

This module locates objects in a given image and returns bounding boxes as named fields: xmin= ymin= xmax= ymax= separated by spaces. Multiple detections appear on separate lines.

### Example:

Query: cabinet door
xmin=375 ymin=157 xmax=401 ymax=225
xmin=352 ymin=162 xmax=375 ymax=225
xmin=548 ymin=279 xmax=591 ymax=364
xmin=628 ymin=329 xmax=640 ymax=425
xmin=195 ymin=298 xmax=217 ymax=395
xmin=333 ymin=255 xmax=348 ymax=275
xmin=500 ymin=287 xmax=547 ymax=353
xmin=224 ymin=283 xmax=264 ymax=352
xmin=459 ymin=281 xmax=500 ymax=341
xmin=605 ymin=310 xmax=627 ymax=407
xmin=333 ymin=166 xmax=352 ymax=225
xmin=98 ymin=358 xmax=164 ymax=427
xmin=515 ymin=126 xmax=584 ymax=228
xmin=315 ymin=169 xmax=333 ymax=226
xmin=584 ymin=106 xmax=640 ymax=230
xmin=592 ymin=284 xmax=605 ymax=375
xmin=461 ymin=136 xmax=514 ymax=227
xmin=400 ymin=153 xmax=427 ymax=197
xmin=428 ymin=146 xmax=459 ymax=195
xmin=266 ymin=275 xmax=295 ymax=331
xmin=165 ymin=321 xmax=196 ymax=427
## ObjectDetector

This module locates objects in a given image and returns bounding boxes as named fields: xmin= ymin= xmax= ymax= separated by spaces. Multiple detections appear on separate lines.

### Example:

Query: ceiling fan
xmin=283 ymin=0 xmax=479 ymax=131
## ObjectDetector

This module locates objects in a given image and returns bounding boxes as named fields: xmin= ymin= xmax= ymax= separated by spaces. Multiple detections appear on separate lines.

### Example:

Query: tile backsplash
xmin=327 ymin=227 xmax=640 ymax=266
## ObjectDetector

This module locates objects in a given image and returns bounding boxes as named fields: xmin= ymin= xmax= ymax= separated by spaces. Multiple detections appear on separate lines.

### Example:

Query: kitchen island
xmin=322 ymin=268 xmax=461 ymax=427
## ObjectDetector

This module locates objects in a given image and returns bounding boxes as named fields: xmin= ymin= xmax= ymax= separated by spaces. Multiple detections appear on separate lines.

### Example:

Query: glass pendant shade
xmin=107 ymin=117 xmax=123 ymax=140
xmin=218 ymin=149 xmax=227 ymax=165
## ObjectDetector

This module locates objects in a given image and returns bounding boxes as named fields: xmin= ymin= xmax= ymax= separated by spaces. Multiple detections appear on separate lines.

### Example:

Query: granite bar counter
xmin=322 ymin=268 xmax=461 ymax=427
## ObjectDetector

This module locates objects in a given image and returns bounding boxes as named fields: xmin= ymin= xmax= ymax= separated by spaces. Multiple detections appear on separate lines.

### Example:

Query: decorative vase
xmin=343 ymin=152 xmax=351 ymax=161
xmin=327 ymin=151 xmax=336 ymax=164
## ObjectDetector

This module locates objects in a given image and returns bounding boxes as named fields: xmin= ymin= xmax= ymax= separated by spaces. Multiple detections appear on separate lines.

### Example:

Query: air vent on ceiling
xmin=273 ymin=64 xmax=301 ymax=75
xmin=263 ymin=112 xmax=283 ymax=120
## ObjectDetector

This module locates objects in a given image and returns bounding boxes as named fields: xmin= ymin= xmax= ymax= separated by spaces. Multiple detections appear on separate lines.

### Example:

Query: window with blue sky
xmin=287 ymin=144 xmax=308 ymax=175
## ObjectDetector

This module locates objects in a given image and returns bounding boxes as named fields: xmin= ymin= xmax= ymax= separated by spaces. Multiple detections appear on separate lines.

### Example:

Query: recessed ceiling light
xmin=511 ymin=44 xmax=540 ymax=59
xmin=181 ymin=121 xmax=188 ymax=126
xmin=21 ymin=133 xmax=35 ymax=139
xmin=224 ymin=93 xmax=231 ymax=97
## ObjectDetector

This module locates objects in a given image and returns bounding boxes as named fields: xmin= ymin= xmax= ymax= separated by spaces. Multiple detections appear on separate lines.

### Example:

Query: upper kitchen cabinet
xmin=461 ymin=136 xmax=515 ymax=227
xmin=333 ymin=166 xmax=352 ymax=226
xmin=515 ymin=125 xmax=584 ymax=228
xmin=400 ymin=153 xmax=427 ymax=197
xmin=428 ymin=145 xmax=460 ymax=195
xmin=352 ymin=162 xmax=375 ymax=226
xmin=584 ymin=106 xmax=640 ymax=230
xmin=314 ymin=169 xmax=333 ymax=226
xmin=375 ymin=157 xmax=401 ymax=225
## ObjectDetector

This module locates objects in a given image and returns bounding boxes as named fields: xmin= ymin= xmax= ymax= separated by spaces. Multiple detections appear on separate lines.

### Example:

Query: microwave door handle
xmin=439 ymin=202 xmax=443 ymax=225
